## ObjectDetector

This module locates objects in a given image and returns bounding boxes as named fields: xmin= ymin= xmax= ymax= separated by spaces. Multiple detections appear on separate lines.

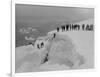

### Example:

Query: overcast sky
xmin=16 ymin=4 xmax=94 ymax=27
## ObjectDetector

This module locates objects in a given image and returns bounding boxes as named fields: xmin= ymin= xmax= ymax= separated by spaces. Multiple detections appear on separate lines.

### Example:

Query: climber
xmin=41 ymin=42 xmax=44 ymax=48
xmin=53 ymin=33 xmax=56 ymax=38
xmin=37 ymin=44 xmax=40 ymax=49
xmin=57 ymin=27 xmax=59 ymax=32
xmin=61 ymin=25 xmax=65 ymax=32
xmin=66 ymin=24 xmax=69 ymax=31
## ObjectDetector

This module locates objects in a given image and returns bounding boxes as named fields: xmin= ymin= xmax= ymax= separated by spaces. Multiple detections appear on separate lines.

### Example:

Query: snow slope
xmin=15 ymin=18 xmax=94 ymax=73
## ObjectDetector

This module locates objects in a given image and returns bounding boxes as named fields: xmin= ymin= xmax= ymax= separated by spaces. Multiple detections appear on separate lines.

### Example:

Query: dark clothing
xmin=53 ymin=33 xmax=56 ymax=38
xmin=57 ymin=27 xmax=59 ymax=32
xmin=61 ymin=26 xmax=65 ymax=32
xmin=66 ymin=24 xmax=69 ymax=31
xmin=41 ymin=42 xmax=44 ymax=48
xmin=37 ymin=44 xmax=40 ymax=49
xmin=41 ymin=54 xmax=48 ymax=64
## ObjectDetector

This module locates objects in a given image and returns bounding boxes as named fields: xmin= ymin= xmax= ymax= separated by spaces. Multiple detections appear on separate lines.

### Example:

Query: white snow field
xmin=15 ymin=19 xmax=94 ymax=73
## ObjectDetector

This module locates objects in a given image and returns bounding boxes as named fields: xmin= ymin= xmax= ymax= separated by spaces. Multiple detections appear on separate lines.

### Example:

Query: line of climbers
xmin=28 ymin=24 xmax=72 ymax=49
xmin=57 ymin=24 xmax=69 ymax=32
xmin=27 ymin=24 xmax=69 ymax=48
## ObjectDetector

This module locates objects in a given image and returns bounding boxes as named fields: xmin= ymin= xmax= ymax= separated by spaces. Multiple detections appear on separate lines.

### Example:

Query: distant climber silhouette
xmin=61 ymin=25 xmax=65 ymax=32
xmin=66 ymin=24 xmax=69 ymax=31
xmin=57 ymin=27 xmax=59 ymax=32
xmin=41 ymin=42 xmax=44 ymax=48
xmin=53 ymin=33 xmax=56 ymax=38
xmin=37 ymin=44 xmax=40 ymax=49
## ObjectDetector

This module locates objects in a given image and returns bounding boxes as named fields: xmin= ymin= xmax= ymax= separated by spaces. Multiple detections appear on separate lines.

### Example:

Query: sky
xmin=16 ymin=4 xmax=94 ymax=27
